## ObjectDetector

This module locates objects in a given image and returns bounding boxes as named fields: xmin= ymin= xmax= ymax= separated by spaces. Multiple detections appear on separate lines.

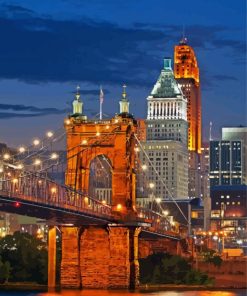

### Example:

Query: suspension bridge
xmin=0 ymin=89 xmax=191 ymax=289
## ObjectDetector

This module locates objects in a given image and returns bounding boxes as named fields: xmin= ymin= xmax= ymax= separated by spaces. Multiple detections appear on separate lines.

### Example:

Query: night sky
xmin=0 ymin=0 xmax=246 ymax=147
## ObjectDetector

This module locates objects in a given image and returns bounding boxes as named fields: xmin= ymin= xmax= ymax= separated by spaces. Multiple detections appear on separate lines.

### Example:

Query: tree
xmin=0 ymin=256 xmax=11 ymax=284
xmin=139 ymin=252 xmax=212 ymax=285
xmin=0 ymin=232 xmax=48 ymax=283
xmin=201 ymin=249 xmax=223 ymax=267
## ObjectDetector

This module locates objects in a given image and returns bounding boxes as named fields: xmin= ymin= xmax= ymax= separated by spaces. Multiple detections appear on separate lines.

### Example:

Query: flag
xmin=100 ymin=87 xmax=104 ymax=104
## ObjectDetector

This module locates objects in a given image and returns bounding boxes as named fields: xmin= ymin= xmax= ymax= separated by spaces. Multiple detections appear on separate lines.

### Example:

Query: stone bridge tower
xmin=57 ymin=87 xmax=141 ymax=289
xmin=65 ymin=86 xmax=137 ymax=212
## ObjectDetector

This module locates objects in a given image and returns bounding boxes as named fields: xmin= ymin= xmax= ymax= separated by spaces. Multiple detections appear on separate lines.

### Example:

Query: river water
xmin=0 ymin=290 xmax=245 ymax=296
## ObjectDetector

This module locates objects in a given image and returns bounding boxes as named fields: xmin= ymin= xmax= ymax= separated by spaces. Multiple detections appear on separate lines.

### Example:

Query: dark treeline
xmin=0 ymin=231 xmax=61 ymax=284
xmin=139 ymin=252 xmax=213 ymax=285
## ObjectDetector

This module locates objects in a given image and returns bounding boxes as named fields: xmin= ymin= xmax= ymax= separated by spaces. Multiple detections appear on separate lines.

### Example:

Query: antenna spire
xmin=209 ymin=121 xmax=213 ymax=141
xmin=180 ymin=25 xmax=187 ymax=45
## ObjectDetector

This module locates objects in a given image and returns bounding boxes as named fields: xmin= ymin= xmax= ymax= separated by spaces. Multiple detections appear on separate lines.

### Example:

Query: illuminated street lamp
xmin=163 ymin=210 xmax=169 ymax=216
xmin=33 ymin=139 xmax=40 ymax=146
xmin=141 ymin=164 xmax=147 ymax=171
xmin=3 ymin=153 xmax=10 ymax=160
xmin=47 ymin=131 xmax=54 ymax=138
xmin=19 ymin=146 xmax=26 ymax=153
xmin=156 ymin=197 xmax=161 ymax=203
xmin=34 ymin=159 xmax=42 ymax=166
xmin=50 ymin=153 xmax=58 ymax=160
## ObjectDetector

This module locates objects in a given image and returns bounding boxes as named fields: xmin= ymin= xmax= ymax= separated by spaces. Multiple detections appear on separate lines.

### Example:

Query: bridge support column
xmin=129 ymin=227 xmax=141 ymax=289
xmin=48 ymin=226 xmax=56 ymax=289
xmin=78 ymin=225 xmax=140 ymax=289
xmin=61 ymin=227 xmax=81 ymax=289
xmin=80 ymin=226 xmax=110 ymax=288
xmin=108 ymin=226 xmax=140 ymax=289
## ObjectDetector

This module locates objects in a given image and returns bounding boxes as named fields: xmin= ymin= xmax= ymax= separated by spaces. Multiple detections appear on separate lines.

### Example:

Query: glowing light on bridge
xmin=3 ymin=153 xmax=10 ymax=160
xmin=51 ymin=187 xmax=57 ymax=194
xmin=12 ymin=178 xmax=18 ymax=184
xmin=149 ymin=182 xmax=155 ymax=189
xmin=0 ymin=167 xmax=3 ymax=173
xmin=14 ymin=202 xmax=21 ymax=208
xmin=50 ymin=153 xmax=59 ymax=160
xmin=141 ymin=164 xmax=147 ymax=171
xmin=106 ymin=125 xmax=110 ymax=129
xmin=47 ymin=131 xmax=54 ymax=138
xmin=16 ymin=164 xmax=24 ymax=170
xmin=102 ymin=200 xmax=106 ymax=205
xmin=96 ymin=132 xmax=100 ymax=137
xmin=116 ymin=204 xmax=122 ymax=211
xmin=134 ymin=147 xmax=140 ymax=152
xmin=34 ymin=159 xmax=42 ymax=166
xmin=163 ymin=210 xmax=169 ymax=216
xmin=155 ymin=197 xmax=162 ymax=203
xmin=65 ymin=119 xmax=71 ymax=125
xmin=81 ymin=139 xmax=88 ymax=145
xmin=33 ymin=139 xmax=40 ymax=146
xmin=19 ymin=146 xmax=26 ymax=153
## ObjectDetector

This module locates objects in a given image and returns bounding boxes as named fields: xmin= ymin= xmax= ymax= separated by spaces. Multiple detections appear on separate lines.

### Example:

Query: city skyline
xmin=0 ymin=0 xmax=246 ymax=147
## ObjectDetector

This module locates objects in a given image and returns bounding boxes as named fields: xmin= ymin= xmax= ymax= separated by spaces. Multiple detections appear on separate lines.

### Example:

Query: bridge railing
xmin=137 ymin=207 xmax=178 ymax=235
xmin=0 ymin=173 xmax=113 ymax=219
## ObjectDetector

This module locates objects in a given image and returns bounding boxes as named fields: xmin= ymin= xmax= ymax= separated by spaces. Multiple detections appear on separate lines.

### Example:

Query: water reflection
xmin=35 ymin=290 xmax=246 ymax=296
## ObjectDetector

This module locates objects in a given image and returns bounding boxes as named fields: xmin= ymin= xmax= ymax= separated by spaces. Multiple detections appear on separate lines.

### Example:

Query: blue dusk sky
xmin=0 ymin=0 xmax=246 ymax=147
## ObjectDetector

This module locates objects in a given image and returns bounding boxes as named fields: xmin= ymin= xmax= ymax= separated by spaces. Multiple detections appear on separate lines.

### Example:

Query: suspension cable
xmin=134 ymin=134 xmax=188 ymax=223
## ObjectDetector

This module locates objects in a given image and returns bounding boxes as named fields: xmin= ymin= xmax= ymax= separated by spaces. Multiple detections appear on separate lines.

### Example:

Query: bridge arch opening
xmin=88 ymin=154 xmax=112 ymax=205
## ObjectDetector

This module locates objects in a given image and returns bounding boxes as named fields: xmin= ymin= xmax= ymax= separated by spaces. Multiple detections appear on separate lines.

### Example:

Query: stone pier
xmin=60 ymin=225 xmax=140 ymax=289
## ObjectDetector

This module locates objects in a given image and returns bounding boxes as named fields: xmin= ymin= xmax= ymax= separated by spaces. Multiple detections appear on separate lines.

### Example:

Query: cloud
xmin=0 ymin=12 xmax=165 ymax=87
xmin=3 ymin=4 xmax=34 ymax=14
xmin=0 ymin=4 xmax=244 ymax=89
xmin=0 ymin=103 xmax=67 ymax=119
xmin=212 ymin=74 xmax=238 ymax=82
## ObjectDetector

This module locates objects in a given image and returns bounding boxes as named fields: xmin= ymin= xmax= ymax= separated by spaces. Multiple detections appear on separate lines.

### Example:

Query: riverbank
xmin=0 ymin=282 xmax=47 ymax=291
xmin=139 ymin=284 xmax=247 ymax=291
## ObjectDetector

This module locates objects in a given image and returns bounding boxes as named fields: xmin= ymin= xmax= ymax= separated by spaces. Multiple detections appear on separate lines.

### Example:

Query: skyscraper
xmin=174 ymin=37 xmax=201 ymax=154
xmin=210 ymin=127 xmax=247 ymax=186
xmin=137 ymin=58 xmax=188 ymax=201
xmin=174 ymin=38 xmax=202 ymax=199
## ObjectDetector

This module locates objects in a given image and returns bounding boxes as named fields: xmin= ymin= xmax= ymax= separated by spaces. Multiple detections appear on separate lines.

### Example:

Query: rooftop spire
xmin=122 ymin=84 xmax=127 ymax=100
xmin=76 ymin=85 xmax=81 ymax=101
xmin=72 ymin=85 xmax=83 ymax=116
xmin=119 ymin=84 xmax=129 ymax=113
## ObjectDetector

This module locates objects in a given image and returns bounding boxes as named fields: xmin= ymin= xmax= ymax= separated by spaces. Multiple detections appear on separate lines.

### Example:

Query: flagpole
xmin=99 ymin=86 xmax=103 ymax=120
xmin=100 ymin=99 xmax=102 ymax=120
